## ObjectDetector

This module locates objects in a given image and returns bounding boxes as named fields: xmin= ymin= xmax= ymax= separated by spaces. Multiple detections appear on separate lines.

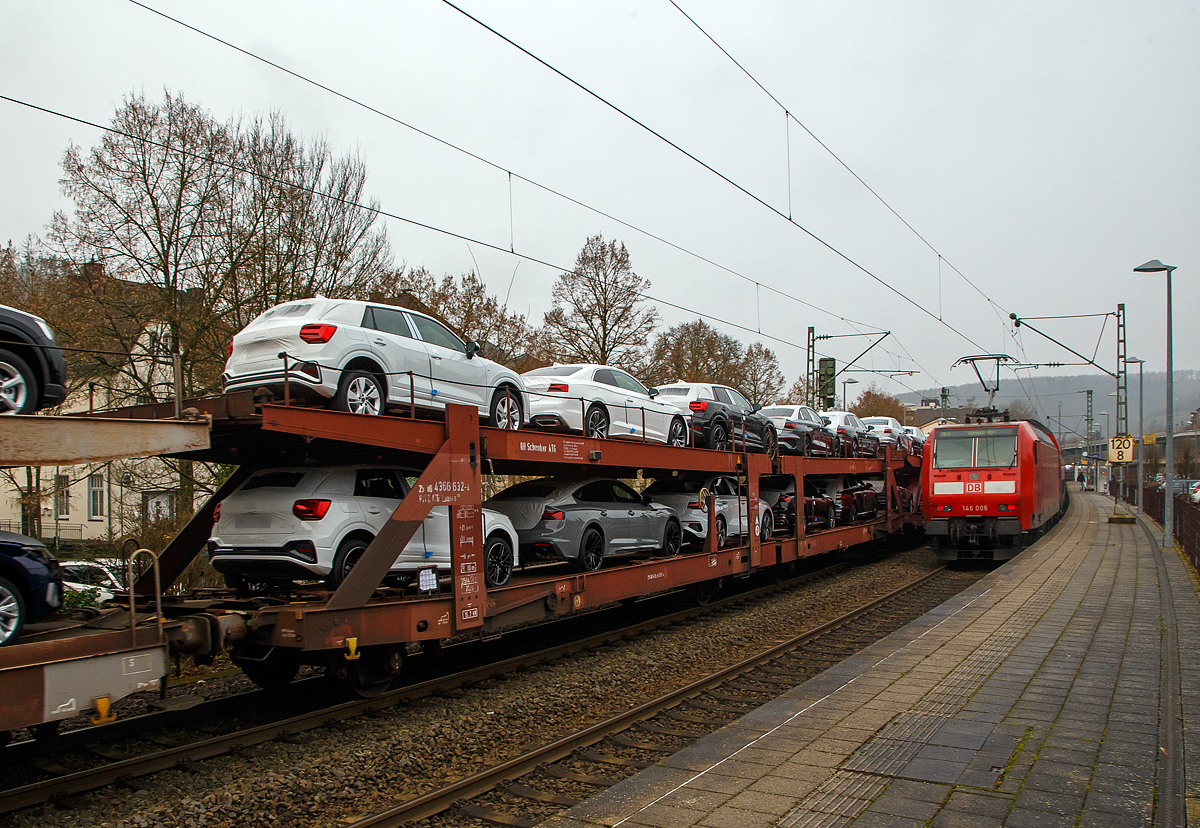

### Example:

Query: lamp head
xmin=1134 ymin=259 xmax=1177 ymax=273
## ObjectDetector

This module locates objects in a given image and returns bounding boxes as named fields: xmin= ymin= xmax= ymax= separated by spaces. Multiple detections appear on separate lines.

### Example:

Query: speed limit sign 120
xmin=1108 ymin=435 xmax=1134 ymax=464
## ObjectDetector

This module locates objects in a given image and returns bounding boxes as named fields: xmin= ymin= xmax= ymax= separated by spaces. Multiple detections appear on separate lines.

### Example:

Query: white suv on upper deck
xmin=222 ymin=298 xmax=527 ymax=428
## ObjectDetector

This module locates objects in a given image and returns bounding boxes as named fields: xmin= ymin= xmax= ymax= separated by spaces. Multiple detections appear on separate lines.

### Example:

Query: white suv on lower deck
xmin=208 ymin=465 xmax=519 ymax=589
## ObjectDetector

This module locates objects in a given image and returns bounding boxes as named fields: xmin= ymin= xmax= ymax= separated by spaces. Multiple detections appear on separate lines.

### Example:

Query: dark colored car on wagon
xmin=759 ymin=405 xmax=838 ymax=456
xmin=653 ymin=382 xmax=778 ymax=458
xmin=0 ymin=530 xmax=63 ymax=645
xmin=0 ymin=304 xmax=68 ymax=414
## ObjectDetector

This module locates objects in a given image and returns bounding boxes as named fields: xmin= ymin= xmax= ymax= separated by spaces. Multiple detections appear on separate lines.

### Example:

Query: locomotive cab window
xmin=933 ymin=427 xmax=1019 ymax=469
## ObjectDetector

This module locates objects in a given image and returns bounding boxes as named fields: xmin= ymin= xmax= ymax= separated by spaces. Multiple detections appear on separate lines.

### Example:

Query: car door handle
xmin=599 ymin=510 xmax=607 ymax=517
xmin=431 ymin=355 xmax=443 ymax=360
xmin=628 ymin=510 xmax=635 ymax=515
xmin=373 ymin=338 xmax=388 ymax=346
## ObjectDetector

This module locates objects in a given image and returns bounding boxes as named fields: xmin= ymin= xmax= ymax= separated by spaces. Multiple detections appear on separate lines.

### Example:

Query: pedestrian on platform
xmin=1077 ymin=469 xmax=1085 ymax=491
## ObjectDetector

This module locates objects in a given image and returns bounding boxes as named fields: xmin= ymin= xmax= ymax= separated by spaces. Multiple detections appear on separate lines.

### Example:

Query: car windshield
xmin=655 ymin=387 xmax=691 ymax=396
xmin=863 ymin=418 xmax=890 ymax=426
xmin=645 ymin=479 xmax=708 ymax=494
xmin=493 ymin=479 xmax=559 ymax=499
xmin=525 ymin=365 xmax=585 ymax=377
xmin=933 ymin=427 xmax=1019 ymax=469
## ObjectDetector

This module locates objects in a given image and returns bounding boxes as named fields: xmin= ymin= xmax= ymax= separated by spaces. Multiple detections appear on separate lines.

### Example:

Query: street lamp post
xmin=842 ymin=377 xmax=858 ymax=410
xmin=1098 ymin=412 xmax=1109 ymax=493
xmin=1134 ymin=259 xmax=1178 ymax=548
xmin=1127 ymin=357 xmax=1145 ymax=513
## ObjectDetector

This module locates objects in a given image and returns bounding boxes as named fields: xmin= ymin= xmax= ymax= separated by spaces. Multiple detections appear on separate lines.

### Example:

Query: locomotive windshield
xmin=933 ymin=427 xmax=1019 ymax=469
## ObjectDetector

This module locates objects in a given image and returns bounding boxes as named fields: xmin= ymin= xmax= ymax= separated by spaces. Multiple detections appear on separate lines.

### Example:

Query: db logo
xmin=966 ymin=482 xmax=983 ymax=493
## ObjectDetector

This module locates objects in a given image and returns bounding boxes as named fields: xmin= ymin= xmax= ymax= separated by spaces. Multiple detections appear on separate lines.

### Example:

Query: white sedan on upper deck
xmin=521 ymin=364 xmax=689 ymax=445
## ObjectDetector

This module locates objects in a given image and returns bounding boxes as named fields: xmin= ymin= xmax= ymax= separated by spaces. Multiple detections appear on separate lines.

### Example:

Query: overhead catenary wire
xmin=438 ymin=0 xmax=993 ymax=355
xmin=0 ymin=93 xmax=920 ymax=391
xmin=125 ymin=0 xmax=888 ymax=339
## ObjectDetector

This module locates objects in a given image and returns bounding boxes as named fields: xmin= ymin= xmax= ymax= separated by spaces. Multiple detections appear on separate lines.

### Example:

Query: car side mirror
xmin=648 ymin=387 xmax=659 ymax=398
xmin=751 ymin=404 xmax=762 ymax=413
xmin=642 ymin=493 xmax=653 ymax=505
xmin=821 ymin=417 xmax=831 ymax=425
xmin=465 ymin=341 xmax=480 ymax=359
xmin=867 ymin=425 xmax=875 ymax=431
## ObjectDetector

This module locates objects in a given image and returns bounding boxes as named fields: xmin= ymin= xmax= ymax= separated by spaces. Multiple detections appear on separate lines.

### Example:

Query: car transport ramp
xmin=542 ymin=492 xmax=1200 ymax=827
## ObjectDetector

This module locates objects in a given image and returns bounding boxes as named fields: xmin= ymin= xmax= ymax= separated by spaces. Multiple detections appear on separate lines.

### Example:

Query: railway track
xmin=347 ymin=565 xmax=977 ymax=827
xmin=0 ymin=551 xmax=888 ymax=816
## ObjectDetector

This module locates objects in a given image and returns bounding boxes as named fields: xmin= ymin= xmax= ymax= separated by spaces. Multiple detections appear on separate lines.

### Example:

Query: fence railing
xmin=1128 ymin=486 xmax=1200 ymax=573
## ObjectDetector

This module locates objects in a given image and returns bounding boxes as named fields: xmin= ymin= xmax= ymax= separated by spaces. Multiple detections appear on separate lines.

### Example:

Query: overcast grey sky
xmin=2 ymin=1 xmax=1196 ymax=420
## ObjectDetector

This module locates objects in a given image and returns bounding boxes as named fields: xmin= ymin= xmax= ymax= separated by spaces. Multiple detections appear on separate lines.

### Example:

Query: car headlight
xmin=20 ymin=544 xmax=56 ymax=565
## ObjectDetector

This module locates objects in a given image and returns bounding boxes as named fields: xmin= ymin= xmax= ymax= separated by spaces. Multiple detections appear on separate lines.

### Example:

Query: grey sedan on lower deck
xmin=484 ymin=477 xmax=682 ymax=572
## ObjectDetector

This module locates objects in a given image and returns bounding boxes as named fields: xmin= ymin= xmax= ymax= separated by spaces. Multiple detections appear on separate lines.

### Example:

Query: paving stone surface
xmin=539 ymin=493 xmax=1200 ymax=827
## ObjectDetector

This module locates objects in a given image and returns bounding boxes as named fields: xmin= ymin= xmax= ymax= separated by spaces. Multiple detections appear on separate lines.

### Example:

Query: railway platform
xmin=542 ymin=491 xmax=1200 ymax=827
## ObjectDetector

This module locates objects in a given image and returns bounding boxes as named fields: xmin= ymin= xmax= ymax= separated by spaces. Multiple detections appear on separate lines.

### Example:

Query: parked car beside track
xmin=758 ymin=405 xmax=838 ymax=456
xmin=820 ymin=411 xmax=881 ymax=458
xmin=652 ymin=382 xmax=778 ymax=458
xmin=60 ymin=560 xmax=122 ymax=604
xmin=208 ymin=465 xmax=520 ymax=590
xmin=0 ymin=530 xmax=63 ymax=645
xmin=642 ymin=475 xmax=773 ymax=548
xmin=0 ymin=303 xmax=68 ymax=414
xmin=484 ymin=477 xmax=682 ymax=571
xmin=522 ymin=364 xmax=688 ymax=445
xmin=222 ymin=297 xmax=527 ymax=427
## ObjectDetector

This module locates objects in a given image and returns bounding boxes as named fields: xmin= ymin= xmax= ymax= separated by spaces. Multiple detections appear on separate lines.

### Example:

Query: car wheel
xmin=331 ymin=536 xmax=370 ymax=586
xmin=714 ymin=515 xmax=727 ymax=549
xmin=0 ymin=349 xmax=37 ymax=415
xmin=0 ymin=576 xmax=26 ymax=646
xmin=336 ymin=370 xmax=384 ymax=415
xmin=574 ymin=526 xmax=605 ymax=572
xmin=667 ymin=416 xmax=688 ymax=447
xmin=489 ymin=387 xmax=522 ymax=431
xmin=483 ymin=532 xmax=514 ymax=588
xmin=585 ymin=403 xmax=609 ymax=439
xmin=661 ymin=519 xmax=682 ymax=557
xmin=760 ymin=509 xmax=774 ymax=541
xmin=827 ymin=505 xmax=836 ymax=530
xmin=802 ymin=433 xmax=812 ymax=457
xmin=763 ymin=426 xmax=779 ymax=461
xmin=709 ymin=421 xmax=729 ymax=452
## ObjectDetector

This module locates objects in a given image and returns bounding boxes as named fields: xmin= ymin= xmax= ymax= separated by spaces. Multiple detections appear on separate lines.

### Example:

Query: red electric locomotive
xmin=922 ymin=420 xmax=1068 ymax=560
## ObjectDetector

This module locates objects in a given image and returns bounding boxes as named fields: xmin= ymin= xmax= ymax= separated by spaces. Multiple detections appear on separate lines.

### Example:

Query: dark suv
xmin=654 ymin=381 xmax=778 ymax=458
xmin=0 ymin=304 xmax=68 ymax=414
xmin=0 ymin=530 xmax=63 ymax=645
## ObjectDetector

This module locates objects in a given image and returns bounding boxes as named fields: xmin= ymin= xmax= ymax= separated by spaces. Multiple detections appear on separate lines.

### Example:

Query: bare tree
xmin=642 ymin=319 xmax=743 ymax=388
xmin=1006 ymin=399 xmax=1038 ymax=421
xmin=738 ymin=343 xmax=785 ymax=407
xmin=850 ymin=383 xmax=907 ymax=421
xmin=542 ymin=235 xmax=659 ymax=371
xmin=778 ymin=374 xmax=811 ymax=405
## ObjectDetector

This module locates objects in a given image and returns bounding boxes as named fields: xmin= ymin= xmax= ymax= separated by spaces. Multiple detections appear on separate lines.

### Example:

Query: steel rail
xmin=346 ymin=565 xmax=948 ymax=827
xmin=0 ymin=557 xmax=859 ymax=814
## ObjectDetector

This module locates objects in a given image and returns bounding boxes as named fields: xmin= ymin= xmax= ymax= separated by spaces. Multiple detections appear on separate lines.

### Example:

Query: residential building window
xmin=88 ymin=473 xmax=105 ymax=520
xmin=142 ymin=490 xmax=178 ymax=523
xmin=54 ymin=474 xmax=70 ymax=519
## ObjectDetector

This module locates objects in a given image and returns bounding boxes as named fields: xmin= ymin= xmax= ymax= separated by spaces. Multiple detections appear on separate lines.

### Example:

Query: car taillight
xmin=212 ymin=503 xmax=221 ymax=522
xmin=547 ymin=383 xmax=569 ymax=393
xmin=837 ymin=427 xmax=847 ymax=434
xmin=293 ymin=499 xmax=332 ymax=520
xmin=686 ymin=501 xmax=701 ymax=510
xmin=299 ymin=323 xmax=338 ymax=343
xmin=227 ymin=342 xmax=234 ymax=357
xmin=541 ymin=509 xmax=564 ymax=521
xmin=785 ymin=420 xmax=799 ymax=430
xmin=689 ymin=400 xmax=708 ymax=412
